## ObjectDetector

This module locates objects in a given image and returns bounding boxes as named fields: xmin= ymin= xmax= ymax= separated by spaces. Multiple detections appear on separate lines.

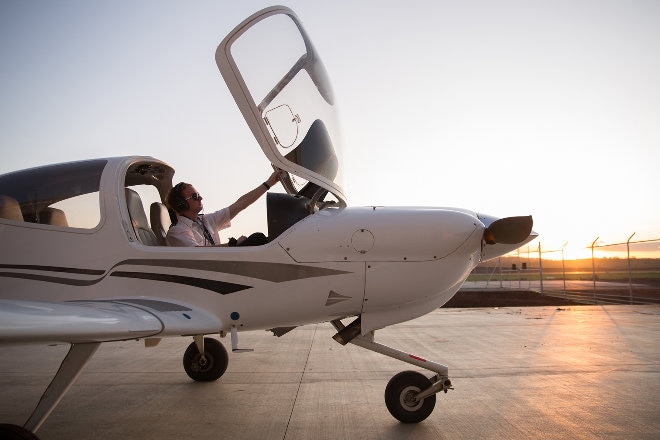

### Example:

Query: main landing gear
xmin=331 ymin=319 xmax=453 ymax=423
xmin=183 ymin=329 xmax=249 ymax=382
xmin=183 ymin=336 xmax=229 ymax=382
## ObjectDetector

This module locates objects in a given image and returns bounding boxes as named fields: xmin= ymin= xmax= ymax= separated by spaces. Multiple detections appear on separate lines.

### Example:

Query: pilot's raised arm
xmin=165 ymin=170 xmax=282 ymax=247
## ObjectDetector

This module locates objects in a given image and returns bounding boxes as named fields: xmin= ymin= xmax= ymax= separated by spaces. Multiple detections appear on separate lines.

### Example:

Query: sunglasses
xmin=185 ymin=192 xmax=202 ymax=201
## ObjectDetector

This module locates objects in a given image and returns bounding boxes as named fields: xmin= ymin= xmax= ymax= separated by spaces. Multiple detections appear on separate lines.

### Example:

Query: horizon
xmin=513 ymin=236 xmax=660 ymax=261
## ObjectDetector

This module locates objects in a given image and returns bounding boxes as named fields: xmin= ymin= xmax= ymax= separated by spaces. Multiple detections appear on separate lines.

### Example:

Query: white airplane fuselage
xmin=0 ymin=156 xmax=526 ymax=342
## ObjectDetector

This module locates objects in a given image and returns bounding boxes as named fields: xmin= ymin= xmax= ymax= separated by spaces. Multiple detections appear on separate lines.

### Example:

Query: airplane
xmin=0 ymin=6 xmax=536 ymax=439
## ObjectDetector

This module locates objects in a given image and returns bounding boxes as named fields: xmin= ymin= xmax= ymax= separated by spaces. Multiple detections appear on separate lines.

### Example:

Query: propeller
xmin=483 ymin=215 xmax=533 ymax=245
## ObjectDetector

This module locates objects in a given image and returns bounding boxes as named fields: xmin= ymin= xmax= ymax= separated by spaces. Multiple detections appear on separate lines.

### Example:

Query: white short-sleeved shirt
xmin=166 ymin=208 xmax=231 ymax=246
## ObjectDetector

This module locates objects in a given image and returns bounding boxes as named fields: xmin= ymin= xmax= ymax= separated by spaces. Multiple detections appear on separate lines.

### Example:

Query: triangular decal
xmin=325 ymin=290 xmax=351 ymax=306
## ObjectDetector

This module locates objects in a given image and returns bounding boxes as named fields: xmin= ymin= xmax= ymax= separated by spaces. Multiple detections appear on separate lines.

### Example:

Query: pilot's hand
xmin=266 ymin=169 xmax=283 ymax=188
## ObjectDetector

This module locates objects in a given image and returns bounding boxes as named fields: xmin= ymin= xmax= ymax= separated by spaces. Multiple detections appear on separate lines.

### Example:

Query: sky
xmin=1 ymin=0 xmax=659 ymax=259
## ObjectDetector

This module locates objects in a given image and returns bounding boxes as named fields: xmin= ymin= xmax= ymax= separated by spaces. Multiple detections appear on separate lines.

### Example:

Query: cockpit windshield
xmin=217 ymin=7 xmax=345 ymax=205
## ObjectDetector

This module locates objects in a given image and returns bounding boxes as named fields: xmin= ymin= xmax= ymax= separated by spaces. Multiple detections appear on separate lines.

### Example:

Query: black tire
xmin=384 ymin=371 xmax=436 ymax=423
xmin=183 ymin=338 xmax=228 ymax=382
xmin=0 ymin=424 xmax=41 ymax=440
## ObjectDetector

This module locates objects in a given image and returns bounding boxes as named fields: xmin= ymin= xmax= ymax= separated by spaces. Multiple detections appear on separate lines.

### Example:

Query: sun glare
xmin=511 ymin=242 xmax=660 ymax=261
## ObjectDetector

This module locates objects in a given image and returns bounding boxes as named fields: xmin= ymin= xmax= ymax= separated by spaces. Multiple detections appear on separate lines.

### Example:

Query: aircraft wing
xmin=0 ymin=298 xmax=222 ymax=344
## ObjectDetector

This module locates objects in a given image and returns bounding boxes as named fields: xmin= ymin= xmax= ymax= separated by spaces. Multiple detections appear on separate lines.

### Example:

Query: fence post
xmin=538 ymin=242 xmax=544 ymax=294
xmin=517 ymin=249 xmax=522 ymax=290
xmin=561 ymin=241 xmax=568 ymax=298
xmin=627 ymin=232 xmax=635 ymax=304
xmin=527 ymin=247 xmax=531 ymax=289
xmin=591 ymin=236 xmax=599 ymax=303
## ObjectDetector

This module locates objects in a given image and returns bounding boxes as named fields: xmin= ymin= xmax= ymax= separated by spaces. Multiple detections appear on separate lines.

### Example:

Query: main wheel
xmin=183 ymin=338 xmax=228 ymax=382
xmin=384 ymin=371 xmax=436 ymax=423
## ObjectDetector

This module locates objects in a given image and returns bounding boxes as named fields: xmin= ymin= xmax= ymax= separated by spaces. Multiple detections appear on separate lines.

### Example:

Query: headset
xmin=169 ymin=182 xmax=190 ymax=212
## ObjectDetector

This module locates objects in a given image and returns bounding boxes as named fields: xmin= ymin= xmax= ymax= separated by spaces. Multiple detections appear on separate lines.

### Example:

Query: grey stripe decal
xmin=110 ymin=299 xmax=192 ymax=312
xmin=114 ymin=259 xmax=350 ymax=282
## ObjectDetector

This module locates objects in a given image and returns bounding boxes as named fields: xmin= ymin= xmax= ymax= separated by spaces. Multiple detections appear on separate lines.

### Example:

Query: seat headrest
xmin=0 ymin=195 xmax=24 ymax=221
xmin=40 ymin=207 xmax=69 ymax=227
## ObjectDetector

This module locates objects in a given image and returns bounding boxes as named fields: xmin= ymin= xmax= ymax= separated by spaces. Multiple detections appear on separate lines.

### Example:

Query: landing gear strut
xmin=331 ymin=319 xmax=453 ymax=423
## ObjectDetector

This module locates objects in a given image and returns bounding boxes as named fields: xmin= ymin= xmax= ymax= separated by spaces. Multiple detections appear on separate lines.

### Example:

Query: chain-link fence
xmin=467 ymin=236 xmax=660 ymax=305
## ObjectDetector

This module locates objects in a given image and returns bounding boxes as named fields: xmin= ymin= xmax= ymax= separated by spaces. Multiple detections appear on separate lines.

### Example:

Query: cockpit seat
xmin=125 ymin=188 xmax=160 ymax=246
xmin=40 ymin=207 xmax=69 ymax=227
xmin=150 ymin=202 xmax=173 ymax=246
xmin=0 ymin=195 xmax=23 ymax=222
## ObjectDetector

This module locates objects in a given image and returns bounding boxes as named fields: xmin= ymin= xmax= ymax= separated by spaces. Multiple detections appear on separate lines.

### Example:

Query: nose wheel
xmin=331 ymin=318 xmax=453 ymax=423
xmin=385 ymin=371 xmax=436 ymax=423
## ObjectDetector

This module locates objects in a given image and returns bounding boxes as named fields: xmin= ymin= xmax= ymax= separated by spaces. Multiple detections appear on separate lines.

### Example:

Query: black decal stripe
xmin=0 ymin=272 xmax=101 ymax=286
xmin=0 ymin=264 xmax=105 ymax=275
xmin=0 ymin=270 xmax=250 ymax=296
xmin=0 ymin=261 xmax=352 ymax=284
xmin=110 ymin=271 xmax=251 ymax=295
xmin=0 ymin=259 xmax=350 ymax=294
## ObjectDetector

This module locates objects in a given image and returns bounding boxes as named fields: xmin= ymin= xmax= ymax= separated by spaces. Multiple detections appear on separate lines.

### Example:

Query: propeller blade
xmin=483 ymin=215 xmax=533 ymax=245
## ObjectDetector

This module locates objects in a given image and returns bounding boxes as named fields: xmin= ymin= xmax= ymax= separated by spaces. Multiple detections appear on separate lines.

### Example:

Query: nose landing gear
xmin=384 ymin=370 xmax=453 ymax=423
xmin=331 ymin=319 xmax=453 ymax=423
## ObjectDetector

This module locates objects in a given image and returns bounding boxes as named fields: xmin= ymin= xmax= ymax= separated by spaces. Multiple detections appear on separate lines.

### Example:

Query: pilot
xmin=165 ymin=170 xmax=282 ymax=247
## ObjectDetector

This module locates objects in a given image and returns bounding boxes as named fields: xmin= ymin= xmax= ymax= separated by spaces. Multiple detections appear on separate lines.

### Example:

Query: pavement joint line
xmin=283 ymin=323 xmax=318 ymax=439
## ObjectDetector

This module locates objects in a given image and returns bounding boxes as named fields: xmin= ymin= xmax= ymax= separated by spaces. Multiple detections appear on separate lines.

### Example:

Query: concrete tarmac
xmin=1 ymin=305 xmax=659 ymax=439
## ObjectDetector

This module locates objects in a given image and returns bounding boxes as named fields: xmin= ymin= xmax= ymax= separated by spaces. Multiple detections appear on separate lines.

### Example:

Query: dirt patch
xmin=443 ymin=290 xmax=582 ymax=308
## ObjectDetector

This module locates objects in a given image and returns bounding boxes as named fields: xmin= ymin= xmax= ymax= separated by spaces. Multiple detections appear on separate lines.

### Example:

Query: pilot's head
xmin=167 ymin=182 xmax=203 ymax=216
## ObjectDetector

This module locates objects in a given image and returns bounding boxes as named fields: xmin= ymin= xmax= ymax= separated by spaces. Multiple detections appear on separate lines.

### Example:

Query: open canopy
xmin=216 ymin=6 xmax=346 ymax=206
